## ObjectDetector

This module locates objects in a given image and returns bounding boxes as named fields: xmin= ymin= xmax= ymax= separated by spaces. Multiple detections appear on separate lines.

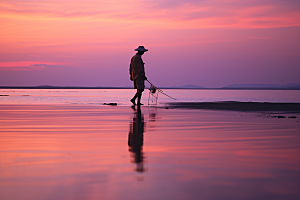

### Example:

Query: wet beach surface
xmin=0 ymin=104 xmax=300 ymax=200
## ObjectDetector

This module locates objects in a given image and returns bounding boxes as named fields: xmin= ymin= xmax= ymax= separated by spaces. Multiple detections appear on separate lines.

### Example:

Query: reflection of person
xmin=128 ymin=106 xmax=145 ymax=172
xmin=129 ymin=46 xmax=148 ymax=106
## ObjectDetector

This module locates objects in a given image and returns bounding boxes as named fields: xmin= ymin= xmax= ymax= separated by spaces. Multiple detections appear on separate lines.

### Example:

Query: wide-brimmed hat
xmin=134 ymin=46 xmax=148 ymax=52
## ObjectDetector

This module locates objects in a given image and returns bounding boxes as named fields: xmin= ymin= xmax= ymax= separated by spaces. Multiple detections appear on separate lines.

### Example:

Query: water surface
xmin=0 ymin=89 xmax=300 ymax=105
xmin=1 ymin=105 xmax=299 ymax=200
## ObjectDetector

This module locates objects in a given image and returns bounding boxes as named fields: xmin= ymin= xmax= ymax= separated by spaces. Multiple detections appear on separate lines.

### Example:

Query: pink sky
xmin=0 ymin=0 xmax=300 ymax=87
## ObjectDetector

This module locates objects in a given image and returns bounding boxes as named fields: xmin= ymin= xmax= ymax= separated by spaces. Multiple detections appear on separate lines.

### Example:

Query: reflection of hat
xmin=134 ymin=46 xmax=148 ymax=52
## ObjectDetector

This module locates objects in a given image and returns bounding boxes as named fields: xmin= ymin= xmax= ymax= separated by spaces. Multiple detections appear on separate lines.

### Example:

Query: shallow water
xmin=0 ymin=105 xmax=300 ymax=200
xmin=0 ymin=89 xmax=300 ymax=105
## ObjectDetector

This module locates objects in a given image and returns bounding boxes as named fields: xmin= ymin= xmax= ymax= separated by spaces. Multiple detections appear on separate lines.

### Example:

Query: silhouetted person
xmin=128 ymin=106 xmax=145 ymax=172
xmin=129 ymin=46 xmax=148 ymax=106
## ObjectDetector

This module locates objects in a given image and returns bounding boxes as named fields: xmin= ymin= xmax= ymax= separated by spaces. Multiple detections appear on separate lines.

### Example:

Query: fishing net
xmin=148 ymin=84 xmax=159 ymax=105
xmin=147 ymin=80 xmax=176 ymax=106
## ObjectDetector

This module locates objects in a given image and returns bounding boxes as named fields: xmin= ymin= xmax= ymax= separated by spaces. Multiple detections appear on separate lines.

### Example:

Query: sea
xmin=1 ymin=89 xmax=300 ymax=105
xmin=1 ymin=89 xmax=300 ymax=200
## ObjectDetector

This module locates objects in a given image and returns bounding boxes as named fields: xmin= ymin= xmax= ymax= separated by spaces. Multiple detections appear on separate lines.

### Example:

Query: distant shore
xmin=0 ymin=86 xmax=299 ymax=90
xmin=166 ymin=101 xmax=300 ymax=113
xmin=0 ymin=86 xmax=132 ymax=89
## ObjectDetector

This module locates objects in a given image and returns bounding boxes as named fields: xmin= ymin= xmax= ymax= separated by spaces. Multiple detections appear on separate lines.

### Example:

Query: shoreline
xmin=0 ymin=87 xmax=299 ymax=90
xmin=166 ymin=101 xmax=300 ymax=113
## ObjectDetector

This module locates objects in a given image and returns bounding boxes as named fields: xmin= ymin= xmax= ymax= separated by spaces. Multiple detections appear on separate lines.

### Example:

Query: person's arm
xmin=137 ymin=57 xmax=146 ymax=79
xmin=129 ymin=64 xmax=133 ymax=81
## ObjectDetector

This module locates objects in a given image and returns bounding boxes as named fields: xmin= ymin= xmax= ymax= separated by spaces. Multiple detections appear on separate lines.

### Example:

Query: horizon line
xmin=0 ymin=86 xmax=299 ymax=90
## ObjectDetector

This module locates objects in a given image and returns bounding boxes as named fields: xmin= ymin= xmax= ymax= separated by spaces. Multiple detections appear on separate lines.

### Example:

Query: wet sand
xmin=167 ymin=101 xmax=300 ymax=113
xmin=0 ymin=104 xmax=300 ymax=200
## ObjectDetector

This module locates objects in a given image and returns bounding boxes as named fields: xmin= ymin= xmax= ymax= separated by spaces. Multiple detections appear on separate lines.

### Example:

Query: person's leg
xmin=137 ymin=89 xmax=144 ymax=105
xmin=130 ymin=89 xmax=138 ymax=105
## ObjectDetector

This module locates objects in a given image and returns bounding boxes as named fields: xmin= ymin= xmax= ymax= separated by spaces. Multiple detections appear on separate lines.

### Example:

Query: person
xmin=129 ymin=46 xmax=148 ymax=106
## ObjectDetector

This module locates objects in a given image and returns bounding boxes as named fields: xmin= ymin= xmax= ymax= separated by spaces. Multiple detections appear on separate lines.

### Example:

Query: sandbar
xmin=166 ymin=101 xmax=300 ymax=113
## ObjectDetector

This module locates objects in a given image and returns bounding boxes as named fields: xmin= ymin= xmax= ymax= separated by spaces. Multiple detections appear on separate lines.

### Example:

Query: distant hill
xmin=223 ymin=83 xmax=300 ymax=89
xmin=170 ymin=84 xmax=205 ymax=89
xmin=36 ymin=85 xmax=56 ymax=88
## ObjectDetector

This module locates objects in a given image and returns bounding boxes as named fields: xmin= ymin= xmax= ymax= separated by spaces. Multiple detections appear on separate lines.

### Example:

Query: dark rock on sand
xmin=103 ymin=103 xmax=117 ymax=106
xmin=273 ymin=115 xmax=286 ymax=118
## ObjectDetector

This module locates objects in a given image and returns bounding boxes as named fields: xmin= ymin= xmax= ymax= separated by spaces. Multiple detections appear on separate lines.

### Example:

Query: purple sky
xmin=0 ymin=0 xmax=300 ymax=87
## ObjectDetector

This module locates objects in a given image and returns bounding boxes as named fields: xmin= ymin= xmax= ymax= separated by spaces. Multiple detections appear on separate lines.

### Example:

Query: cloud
xmin=0 ymin=61 xmax=65 ymax=70
xmin=30 ymin=64 xmax=52 ymax=67
xmin=1 ymin=0 xmax=300 ymax=29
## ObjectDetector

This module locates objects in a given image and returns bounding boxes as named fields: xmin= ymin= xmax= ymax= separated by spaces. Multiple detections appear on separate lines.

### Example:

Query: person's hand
xmin=144 ymin=76 xmax=147 ymax=80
